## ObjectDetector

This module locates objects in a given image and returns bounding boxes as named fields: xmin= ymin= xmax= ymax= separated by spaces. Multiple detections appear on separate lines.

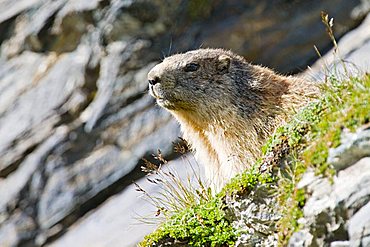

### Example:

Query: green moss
xmin=141 ymin=74 xmax=370 ymax=246
xmin=219 ymin=165 xmax=275 ymax=198
xmin=140 ymin=197 xmax=237 ymax=246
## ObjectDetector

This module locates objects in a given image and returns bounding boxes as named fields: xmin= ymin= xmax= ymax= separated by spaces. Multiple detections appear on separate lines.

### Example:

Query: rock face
xmin=49 ymin=155 xmax=204 ymax=247
xmin=0 ymin=1 xmax=369 ymax=246
xmin=226 ymin=185 xmax=280 ymax=247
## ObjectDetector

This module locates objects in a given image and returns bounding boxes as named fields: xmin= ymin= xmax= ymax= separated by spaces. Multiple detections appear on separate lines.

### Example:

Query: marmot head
xmin=147 ymin=49 xmax=248 ymax=112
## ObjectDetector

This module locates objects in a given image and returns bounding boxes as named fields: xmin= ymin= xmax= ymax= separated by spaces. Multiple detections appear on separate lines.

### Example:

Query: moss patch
xmin=140 ymin=197 xmax=237 ymax=247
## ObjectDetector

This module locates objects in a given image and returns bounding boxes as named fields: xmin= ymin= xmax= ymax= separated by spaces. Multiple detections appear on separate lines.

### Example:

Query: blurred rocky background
xmin=0 ymin=0 xmax=369 ymax=246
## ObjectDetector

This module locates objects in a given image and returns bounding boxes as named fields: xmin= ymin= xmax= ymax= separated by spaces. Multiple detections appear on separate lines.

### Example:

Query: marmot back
xmin=148 ymin=48 xmax=317 ymax=191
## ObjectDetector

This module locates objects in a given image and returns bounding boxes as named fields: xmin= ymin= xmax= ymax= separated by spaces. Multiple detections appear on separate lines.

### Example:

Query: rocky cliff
xmin=0 ymin=1 xmax=369 ymax=246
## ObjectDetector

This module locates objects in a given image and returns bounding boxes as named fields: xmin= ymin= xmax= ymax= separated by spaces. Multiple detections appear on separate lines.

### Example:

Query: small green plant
xmin=141 ymin=197 xmax=236 ymax=247
xmin=220 ymin=164 xmax=275 ymax=198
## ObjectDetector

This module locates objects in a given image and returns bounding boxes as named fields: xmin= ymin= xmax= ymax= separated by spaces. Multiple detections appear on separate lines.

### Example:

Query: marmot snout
xmin=148 ymin=50 xmax=234 ymax=113
xmin=148 ymin=48 xmax=317 ymax=191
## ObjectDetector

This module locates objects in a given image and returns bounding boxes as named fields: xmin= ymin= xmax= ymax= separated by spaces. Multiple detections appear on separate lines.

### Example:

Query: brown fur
xmin=148 ymin=48 xmax=317 ymax=191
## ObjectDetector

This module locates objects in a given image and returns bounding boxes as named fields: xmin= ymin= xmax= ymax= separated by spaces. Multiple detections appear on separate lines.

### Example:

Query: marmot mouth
xmin=149 ymin=84 xmax=158 ymax=98
xmin=149 ymin=84 xmax=168 ymax=100
xmin=149 ymin=85 xmax=180 ymax=110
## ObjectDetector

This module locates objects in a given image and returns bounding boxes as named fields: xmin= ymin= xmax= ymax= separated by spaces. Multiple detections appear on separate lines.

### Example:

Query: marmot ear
xmin=217 ymin=54 xmax=231 ymax=74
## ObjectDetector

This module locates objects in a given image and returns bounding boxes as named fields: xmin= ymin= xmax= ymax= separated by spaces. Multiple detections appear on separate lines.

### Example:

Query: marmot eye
xmin=184 ymin=63 xmax=199 ymax=72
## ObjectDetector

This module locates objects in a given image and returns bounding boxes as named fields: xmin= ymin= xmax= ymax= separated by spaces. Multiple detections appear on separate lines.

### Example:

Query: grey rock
xmin=0 ymin=52 xmax=44 ymax=115
xmin=0 ymin=0 xmax=43 ymax=23
xmin=48 ymin=155 xmax=204 ymax=247
xmin=54 ymin=0 xmax=102 ymax=24
xmin=226 ymin=184 xmax=280 ymax=247
xmin=81 ymin=41 xmax=127 ymax=132
xmin=328 ymin=128 xmax=370 ymax=171
xmin=289 ymin=229 xmax=313 ymax=247
xmin=0 ymin=45 xmax=90 ymax=176
xmin=1 ymin=0 xmax=67 ymax=58
xmin=348 ymin=201 xmax=370 ymax=247
xmin=334 ymin=158 xmax=370 ymax=215
xmin=0 ymin=126 xmax=68 ymax=212
xmin=290 ymin=157 xmax=370 ymax=246
xmin=330 ymin=241 xmax=350 ymax=247
xmin=38 ymin=145 xmax=135 ymax=229
xmin=0 ymin=127 xmax=68 ymax=246
xmin=0 ymin=211 xmax=36 ymax=247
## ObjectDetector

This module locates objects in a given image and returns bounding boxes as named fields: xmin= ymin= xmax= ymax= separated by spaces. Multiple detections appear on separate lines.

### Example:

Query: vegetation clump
xmin=141 ymin=196 xmax=236 ymax=247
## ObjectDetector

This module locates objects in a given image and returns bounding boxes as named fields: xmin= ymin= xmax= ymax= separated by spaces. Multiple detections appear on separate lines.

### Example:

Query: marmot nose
xmin=148 ymin=76 xmax=160 ymax=85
